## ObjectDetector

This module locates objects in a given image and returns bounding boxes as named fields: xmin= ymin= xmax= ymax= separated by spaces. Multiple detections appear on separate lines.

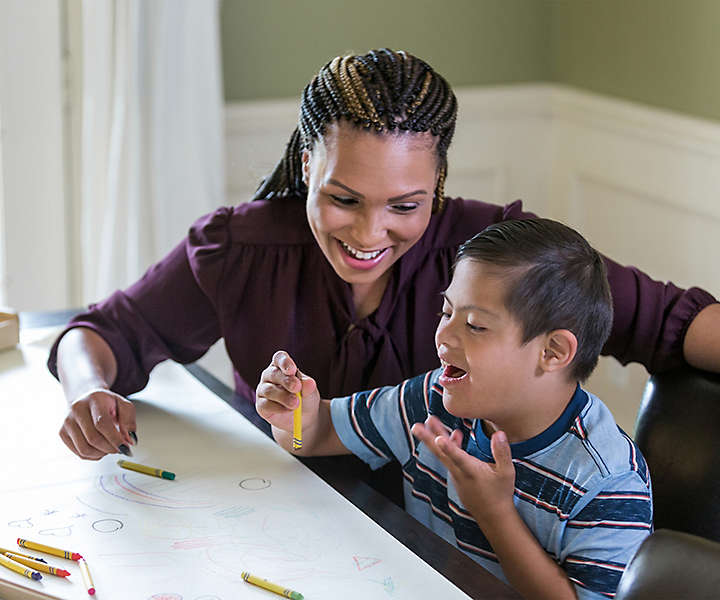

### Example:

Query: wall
xmin=550 ymin=0 xmax=720 ymax=123
xmin=221 ymin=0 xmax=551 ymax=101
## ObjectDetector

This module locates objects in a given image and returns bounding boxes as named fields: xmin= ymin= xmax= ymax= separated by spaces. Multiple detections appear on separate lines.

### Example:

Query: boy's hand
xmin=411 ymin=416 xmax=516 ymax=526
xmin=256 ymin=350 xmax=320 ymax=434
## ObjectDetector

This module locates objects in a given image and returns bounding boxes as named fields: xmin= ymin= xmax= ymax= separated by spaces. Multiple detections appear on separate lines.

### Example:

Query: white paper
xmin=0 ymin=333 xmax=470 ymax=599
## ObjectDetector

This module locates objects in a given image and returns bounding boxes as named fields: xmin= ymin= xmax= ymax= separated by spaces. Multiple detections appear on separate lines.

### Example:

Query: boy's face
xmin=435 ymin=259 xmax=546 ymax=421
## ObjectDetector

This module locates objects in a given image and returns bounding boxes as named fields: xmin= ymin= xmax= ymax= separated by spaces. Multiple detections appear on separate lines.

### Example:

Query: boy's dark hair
xmin=456 ymin=218 xmax=613 ymax=382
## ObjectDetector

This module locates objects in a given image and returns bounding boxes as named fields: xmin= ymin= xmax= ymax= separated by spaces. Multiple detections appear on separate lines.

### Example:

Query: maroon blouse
xmin=48 ymin=197 xmax=717 ymax=402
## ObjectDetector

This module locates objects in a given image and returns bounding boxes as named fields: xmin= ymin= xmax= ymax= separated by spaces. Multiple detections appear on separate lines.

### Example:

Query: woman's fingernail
xmin=118 ymin=444 xmax=132 ymax=456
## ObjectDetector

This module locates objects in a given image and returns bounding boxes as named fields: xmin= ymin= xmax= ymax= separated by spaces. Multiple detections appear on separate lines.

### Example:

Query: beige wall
xmin=221 ymin=0 xmax=550 ymax=101
xmin=222 ymin=0 xmax=720 ymax=123
xmin=550 ymin=0 xmax=720 ymax=123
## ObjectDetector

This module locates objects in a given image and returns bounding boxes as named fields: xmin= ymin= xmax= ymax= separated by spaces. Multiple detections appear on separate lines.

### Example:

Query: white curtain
xmin=80 ymin=0 xmax=224 ymax=303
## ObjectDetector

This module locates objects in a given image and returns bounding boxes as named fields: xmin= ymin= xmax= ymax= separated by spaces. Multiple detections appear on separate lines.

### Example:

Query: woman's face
xmin=304 ymin=121 xmax=438 ymax=289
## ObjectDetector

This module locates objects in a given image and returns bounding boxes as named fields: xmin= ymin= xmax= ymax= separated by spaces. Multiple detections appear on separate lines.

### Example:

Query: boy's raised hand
xmin=411 ymin=416 xmax=516 ymax=526
xmin=256 ymin=350 xmax=320 ymax=434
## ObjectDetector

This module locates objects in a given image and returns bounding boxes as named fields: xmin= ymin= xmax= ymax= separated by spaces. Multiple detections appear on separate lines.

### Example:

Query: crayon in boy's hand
xmin=292 ymin=391 xmax=303 ymax=450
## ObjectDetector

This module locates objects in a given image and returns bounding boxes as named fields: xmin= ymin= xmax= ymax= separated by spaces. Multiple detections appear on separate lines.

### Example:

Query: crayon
xmin=117 ymin=459 xmax=175 ymax=480
xmin=78 ymin=558 xmax=96 ymax=595
xmin=241 ymin=571 xmax=303 ymax=600
xmin=0 ymin=553 xmax=42 ymax=581
xmin=0 ymin=546 xmax=47 ymax=563
xmin=3 ymin=553 xmax=70 ymax=577
xmin=292 ymin=391 xmax=302 ymax=450
xmin=17 ymin=538 xmax=82 ymax=561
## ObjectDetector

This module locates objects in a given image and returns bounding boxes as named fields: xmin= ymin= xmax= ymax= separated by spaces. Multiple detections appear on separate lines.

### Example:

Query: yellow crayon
xmin=17 ymin=538 xmax=82 ymax=561
xmin=0 ymin=547 xmax=47 ymax=563
xmin=0 ymin=553 xmax=42 ymax=581
xmin=117 ymin=459 xmax=175 ymax=480
xmin=292 ymin=391 xmax=302 ymax=450
xmin=241 ymin=571 xmax=303 ymax=600
xmin=3 ymin=553 xmax=70 ymax=577
xmin=78 ymin=558 xmax=96 ymax=595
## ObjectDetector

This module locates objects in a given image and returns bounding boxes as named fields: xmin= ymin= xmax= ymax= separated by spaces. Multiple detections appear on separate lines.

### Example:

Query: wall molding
xmin=223 ymin=84 xmax=720 ymax=432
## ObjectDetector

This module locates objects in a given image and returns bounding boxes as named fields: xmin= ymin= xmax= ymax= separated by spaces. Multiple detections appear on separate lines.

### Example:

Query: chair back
xmin=635 ymin=366 xmax=720 ymax=542
xmin=615 ymin=529 xmax=720 ymax=600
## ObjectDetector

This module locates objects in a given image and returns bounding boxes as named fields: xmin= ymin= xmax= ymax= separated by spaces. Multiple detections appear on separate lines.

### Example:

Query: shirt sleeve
xmin=330 ymin=373 xmax=432 ymax=470
xmin=559 ymin=471 xmax=653 ymax=599
xmin=47 ymin=208 xmax=232 ymax=397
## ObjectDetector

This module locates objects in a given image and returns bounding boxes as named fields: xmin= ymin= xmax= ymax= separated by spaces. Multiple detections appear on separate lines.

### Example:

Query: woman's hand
xmin=59 ymin=388 xmax=137 ymax=460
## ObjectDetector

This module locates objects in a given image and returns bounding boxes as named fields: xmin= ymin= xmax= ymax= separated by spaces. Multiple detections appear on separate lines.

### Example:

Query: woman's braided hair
xmin=252 ymin=48 xmax=458 ymax=212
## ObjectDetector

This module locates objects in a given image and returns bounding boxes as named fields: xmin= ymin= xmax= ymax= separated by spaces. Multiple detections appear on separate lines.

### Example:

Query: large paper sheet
xmin=0 ymin=330 xmax=470 ymax=599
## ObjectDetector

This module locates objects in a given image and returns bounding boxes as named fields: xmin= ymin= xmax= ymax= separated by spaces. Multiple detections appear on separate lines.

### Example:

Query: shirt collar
xmin=469 ymin=384 xmax=588 ymax=461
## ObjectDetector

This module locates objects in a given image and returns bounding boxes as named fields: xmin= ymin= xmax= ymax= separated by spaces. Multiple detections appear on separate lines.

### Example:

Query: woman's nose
xmin=351 ymin=210 xmax=387 ymax=247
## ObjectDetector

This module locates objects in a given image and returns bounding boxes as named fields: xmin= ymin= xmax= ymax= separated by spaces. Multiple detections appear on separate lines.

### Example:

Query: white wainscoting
xmin=220 ymin=85 xmax=720 ymax=433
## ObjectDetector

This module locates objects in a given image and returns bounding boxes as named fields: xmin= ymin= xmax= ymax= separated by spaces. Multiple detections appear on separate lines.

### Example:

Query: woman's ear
xmin=539 ymin=330 xmax=578 ymax=374
xmin=301 ymin=149 xmax=311 ymax=186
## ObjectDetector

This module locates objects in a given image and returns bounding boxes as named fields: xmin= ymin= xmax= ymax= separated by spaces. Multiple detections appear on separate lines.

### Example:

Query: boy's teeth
xmin=341 ymin=241 xmax=383 ymax=260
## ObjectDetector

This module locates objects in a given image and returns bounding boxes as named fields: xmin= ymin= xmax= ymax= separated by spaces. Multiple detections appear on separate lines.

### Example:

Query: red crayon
xmin=3 ymin=553 xmax=70 ymax=577
xmin=17 ymin=538 xmax=82 ymax=561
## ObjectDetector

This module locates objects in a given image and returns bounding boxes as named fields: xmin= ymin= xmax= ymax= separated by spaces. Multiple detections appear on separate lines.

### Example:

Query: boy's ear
xmin=539 ymin=330 xmax=577 ymax=374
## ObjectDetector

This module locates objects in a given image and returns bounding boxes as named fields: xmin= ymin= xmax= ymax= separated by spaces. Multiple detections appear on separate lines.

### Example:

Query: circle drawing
xmin=92 ymin=519 xmax=124 ymax=533
xmin=239 ymin=478 xmax=271 ymax=491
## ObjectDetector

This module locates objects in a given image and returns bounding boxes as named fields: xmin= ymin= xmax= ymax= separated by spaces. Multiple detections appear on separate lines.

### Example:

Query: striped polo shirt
xmin=330 ymin=368 xmax=652 ymax=599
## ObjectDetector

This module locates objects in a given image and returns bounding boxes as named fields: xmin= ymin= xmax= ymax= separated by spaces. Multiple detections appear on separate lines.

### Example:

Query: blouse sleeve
xmin=47 ymin=208 xmax=233 ymax=397
xmin=601 ymin=256 xmax=717 ymax=373
xmin=469 ymin=199 xmax=718 ymax=373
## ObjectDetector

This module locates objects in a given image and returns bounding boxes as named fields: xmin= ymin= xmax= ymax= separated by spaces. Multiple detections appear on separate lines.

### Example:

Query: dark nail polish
xmin=130 ymin=431 xmax=138 ymax=444
xmin=118 ymin=444 xmax=132 ymax=456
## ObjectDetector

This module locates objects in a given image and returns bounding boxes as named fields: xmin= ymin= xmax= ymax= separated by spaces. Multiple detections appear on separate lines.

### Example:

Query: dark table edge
xmin=23 ymin=310 xmax=520 ymax=600
xmin=184 ymin=363 xmax=519 ymax=600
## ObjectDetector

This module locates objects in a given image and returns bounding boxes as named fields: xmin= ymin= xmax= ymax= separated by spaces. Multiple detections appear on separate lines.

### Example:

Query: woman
xmin=50 ymin=48 xmax=719 ymax=461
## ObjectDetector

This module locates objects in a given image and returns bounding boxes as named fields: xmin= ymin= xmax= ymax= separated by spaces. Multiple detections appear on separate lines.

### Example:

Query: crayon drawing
xmin=0 ymin=341 xmax=471 ymax=600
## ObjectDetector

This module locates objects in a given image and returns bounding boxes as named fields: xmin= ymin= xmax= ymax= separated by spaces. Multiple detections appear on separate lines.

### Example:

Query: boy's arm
xmin=413 ymin=417 xmax=577 ymax=600
xmin=256 ymin=350 xmax=349 ymax=456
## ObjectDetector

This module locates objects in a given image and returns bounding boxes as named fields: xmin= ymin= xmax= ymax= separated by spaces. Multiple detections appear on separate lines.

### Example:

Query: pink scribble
xmin=353 ymin=555 xmax=382 ymax=571
xmin=171 ymin=536 xmax=234 ymax=550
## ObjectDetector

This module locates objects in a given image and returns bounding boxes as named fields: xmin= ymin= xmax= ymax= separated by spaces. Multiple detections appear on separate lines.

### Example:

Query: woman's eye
xmin=391 ymin=203 xmax=418 ymax=213
xmin=437 ymin=310 xmax=450 ymax=319
xmin=467 ymin=323 xmax=487 ymax=332
xmin=330 ymin=195 xmax=358 ymax=206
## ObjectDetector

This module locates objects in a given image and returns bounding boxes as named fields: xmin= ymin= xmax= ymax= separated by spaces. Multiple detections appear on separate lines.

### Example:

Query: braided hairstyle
xmin=252 ymin=48 xmax=458 ymax=212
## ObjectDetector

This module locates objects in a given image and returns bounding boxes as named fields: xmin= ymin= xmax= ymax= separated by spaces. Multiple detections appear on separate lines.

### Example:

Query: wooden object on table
xmin=0 ymin=309 xmax=20 ymax=350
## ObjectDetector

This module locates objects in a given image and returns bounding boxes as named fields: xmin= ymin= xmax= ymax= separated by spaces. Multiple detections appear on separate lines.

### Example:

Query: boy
xmin=256 ymin=219 xmax=652 ymax=600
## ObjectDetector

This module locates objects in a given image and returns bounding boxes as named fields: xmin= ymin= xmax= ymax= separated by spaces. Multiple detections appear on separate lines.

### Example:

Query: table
xmin=1 ymin=311 xmax=519 ymax=600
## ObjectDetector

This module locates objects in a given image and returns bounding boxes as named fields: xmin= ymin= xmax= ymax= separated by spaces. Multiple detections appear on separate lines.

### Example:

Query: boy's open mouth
xmin=443 ymin=364 xmax=468 ymax=380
